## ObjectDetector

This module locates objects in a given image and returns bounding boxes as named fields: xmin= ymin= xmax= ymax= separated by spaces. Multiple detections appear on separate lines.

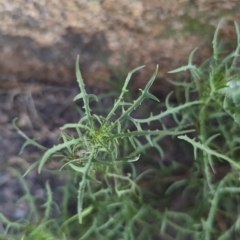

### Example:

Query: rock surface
xmin=0 ymin=0 xmax=239 ymax=91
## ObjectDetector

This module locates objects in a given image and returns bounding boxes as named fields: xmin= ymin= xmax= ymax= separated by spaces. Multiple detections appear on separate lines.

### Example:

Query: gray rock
xmin=0 ymin=0 xmax=239 ymax=91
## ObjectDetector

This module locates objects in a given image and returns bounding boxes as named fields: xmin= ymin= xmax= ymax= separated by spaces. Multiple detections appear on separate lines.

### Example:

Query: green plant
xmin=167 ymin=20 xmax=240 ymax=239
xmin=12 ymin=55 xmax=195 ymax=231
xmin=0 ymin=169 xmax=66 ymax=240
xmin=6 ymin=19 xmax=240 ymax=240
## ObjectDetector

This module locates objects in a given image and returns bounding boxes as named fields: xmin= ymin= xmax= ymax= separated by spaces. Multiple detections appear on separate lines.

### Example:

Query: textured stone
xmin=0 ymin=0 xmax=239 ymax=91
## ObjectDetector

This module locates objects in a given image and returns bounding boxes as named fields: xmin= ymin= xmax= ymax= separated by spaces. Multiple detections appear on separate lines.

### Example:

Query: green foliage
xmin=34 ymin=56 xmax=192 ymax=224
xmin=0 ymin=170 xmax=66 ymax=240
xmin=7 ymin=50 xmax=195 ymax=239
xmin=4 ymin=19 xmax=240 ymax=240
xmin=168 ymin=20 xmax=240 ymax=239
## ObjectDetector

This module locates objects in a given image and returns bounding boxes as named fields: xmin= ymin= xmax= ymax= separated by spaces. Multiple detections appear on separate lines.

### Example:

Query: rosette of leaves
xmin=14 ymin=56 xmax=197 ymax=224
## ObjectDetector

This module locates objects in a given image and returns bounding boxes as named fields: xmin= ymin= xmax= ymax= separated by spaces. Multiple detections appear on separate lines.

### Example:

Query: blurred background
xmin=0 ymin=0 xmax=240 ymax=238
xmin=1 ymin=0 xmax=240 ymax=88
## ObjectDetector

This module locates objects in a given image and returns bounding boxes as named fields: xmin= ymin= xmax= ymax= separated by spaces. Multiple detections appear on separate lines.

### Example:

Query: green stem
xmin=77 ymin=150 xmax=95 ymax=224
xmin=199 ymin=93 xmax=216 ymax=240
xmin=199 ymin=96 xmax=214 ymax=193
